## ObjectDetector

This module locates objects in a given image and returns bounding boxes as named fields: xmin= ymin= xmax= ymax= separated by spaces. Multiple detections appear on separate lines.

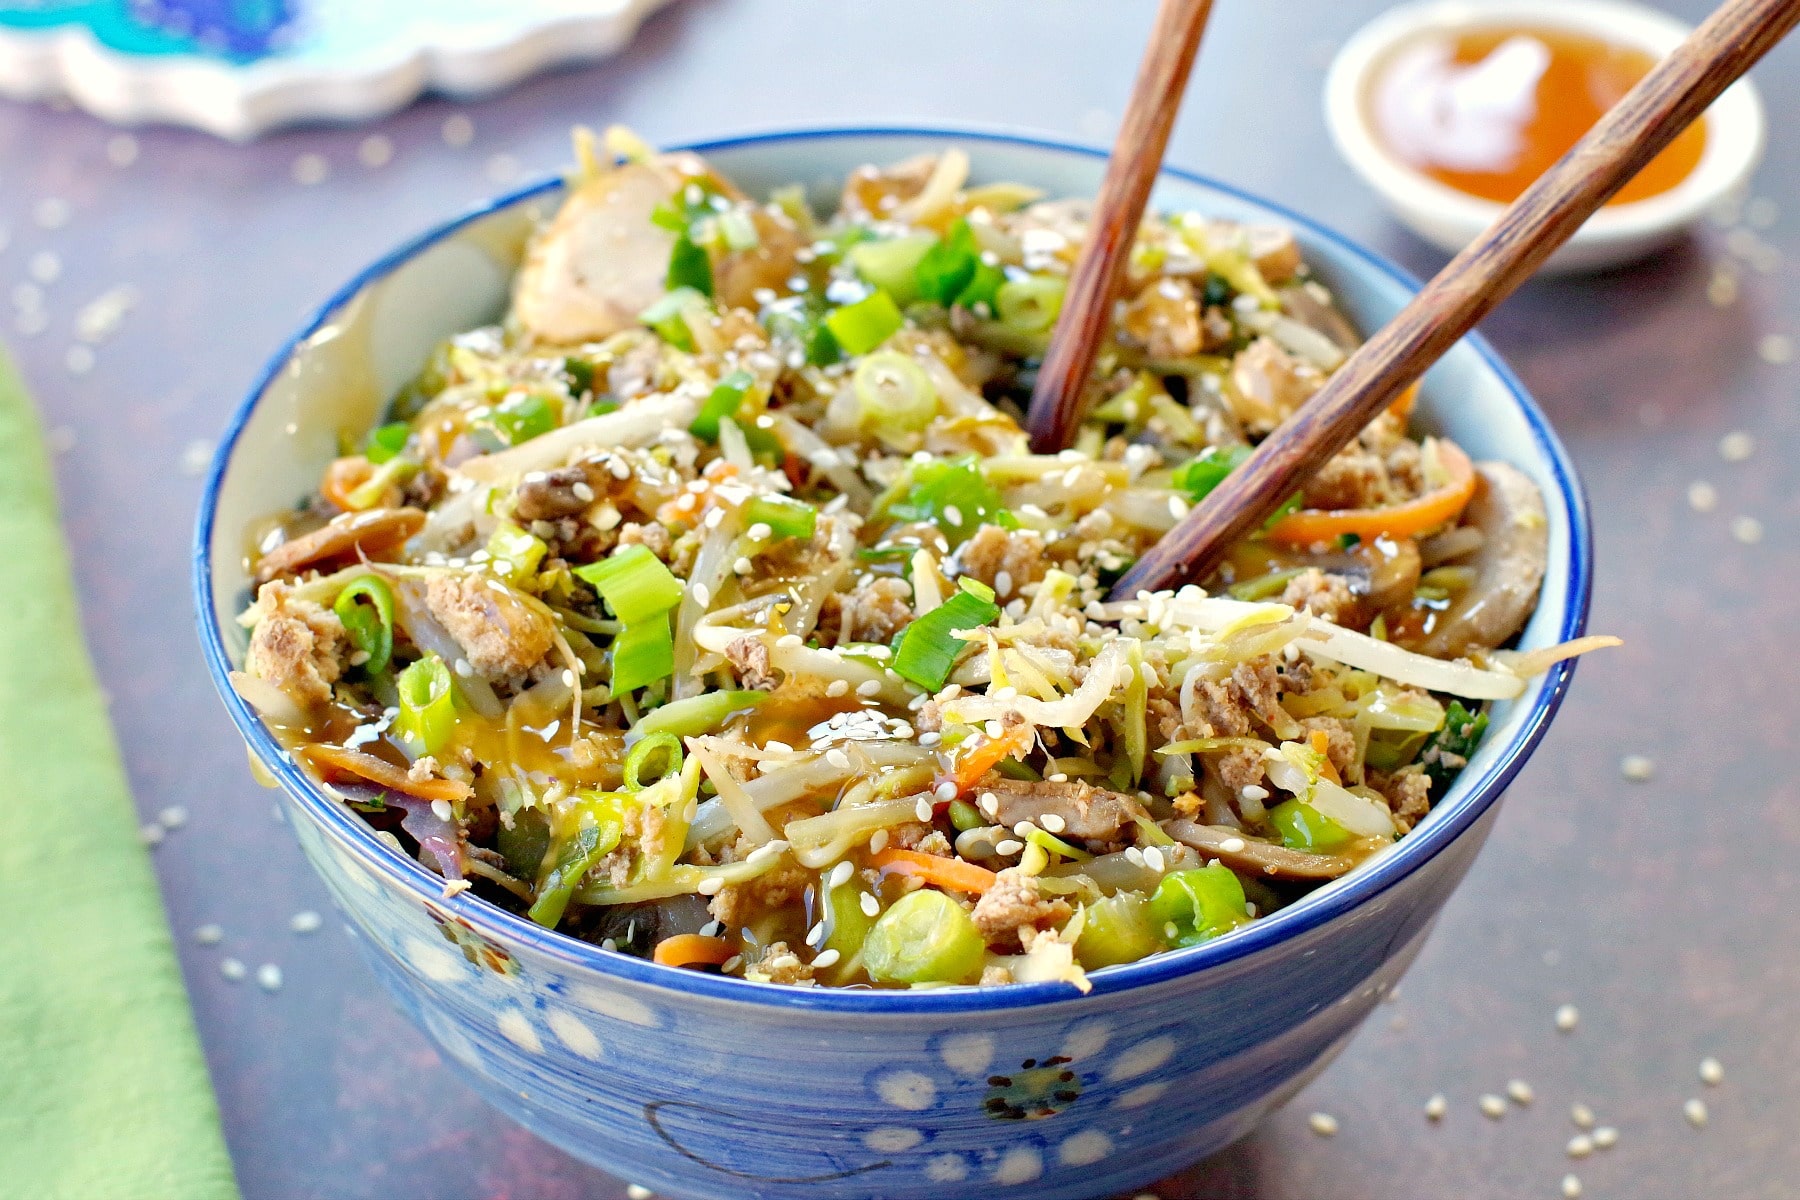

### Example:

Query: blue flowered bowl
xmin=194 ymin=127 xmax=1592 ymax=1200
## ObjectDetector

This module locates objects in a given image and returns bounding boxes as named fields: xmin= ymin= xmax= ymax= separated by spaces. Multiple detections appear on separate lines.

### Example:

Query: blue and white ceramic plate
xmin=0 ymin=0 xmax=674 ymax=139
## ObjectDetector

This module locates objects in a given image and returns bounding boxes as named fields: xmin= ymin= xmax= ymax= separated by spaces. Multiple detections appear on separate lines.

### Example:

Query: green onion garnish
xmin=640 ymin=287 xmax=709 ymax=351
xmin=853 ymin=350 xmax=937 ymax=438
xmin=666 ymin=231 xmax=714 ymax=297
xmin=1172 ymin=445 xmax=1251 ymax=503
xmin=689 ymin=369 xmax=755 ymax=442
xmin=742 ymin=494 xmax=817 ymax=541
xmin=1269 ymin=798 xmax=1353 ymax=852
xmin=333 ymin=575 xmax=395 ymax=675
xmin=955 ymin=260 xmax=1006 ymax=313
xmin=491 ymin=392 xmax=558 ymax=446
xmin=527 ymin=793 xmax=626 ymax=928
xmin=847 ymin=233 xmax=935 ymax=306
xmin=395 ymin=653 xmax=457 ymax=756
xmin=824 ymin=290 xmax=904 ymax=356
xmin=622 ymin=731 xmax=683 ymax=791
xmin=877 ymin=454 xmax=1013 ymax=546
xmin=610 ymin=616 xmax=675 ymax=693
xmin=1147 ymin=865 xmax=1250 ymax=948
xmin=914 ymin=218 xmax=980 ymax=306
xmin=486 ymin=523 xmax=548 ymax=586
xmin=563 ymin=357 xmax=597 ymax=399
xmin=1422 ymin=700 xmax=1489 ymax=792
xmin=574 ymin=544 xmax=683 ymax=625
xmin=890 ymin=587 xmax=1000 ymax=691
xmin=994 ymin=273 xmax=1067 ymax=333
xmin=631 ymin=690 xmax=766 ymax=740
xmin=364 ymin=421 xmax=411 ymax=465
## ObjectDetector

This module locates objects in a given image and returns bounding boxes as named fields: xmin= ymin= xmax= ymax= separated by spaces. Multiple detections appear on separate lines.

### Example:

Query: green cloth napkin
xmin=0 ymin=348 xmax=239 ymax=1200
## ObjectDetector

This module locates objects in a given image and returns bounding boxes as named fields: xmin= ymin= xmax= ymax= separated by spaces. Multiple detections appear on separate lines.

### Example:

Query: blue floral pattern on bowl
xmin=196 ymin=128 xmax=1592 ymax=1200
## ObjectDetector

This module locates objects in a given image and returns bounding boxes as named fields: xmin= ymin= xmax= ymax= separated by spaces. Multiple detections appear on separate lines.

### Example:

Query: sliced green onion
xmin=486 ymin=523 xmax=548 ymax=586
xmin=492 ymin=392 xmax=558 ymax=446
xmin=847 ymin=233 xmax=936 ymax=306
xmin=623 ymin=732 xmax=683 ymax=791
xmin=862 ymin=888 xmax=985 ymax=985
xmin=1172 ymin=445 xmax=1252 ymax=503
xmin=689 ymin=369 xmax=754 ymax=442
xmin=995 ymin=273 xmax=1067 ymax=333
xmin=1147 ymin=865 xmax=1249 ymax=948
xmin=528 ymin=793 xmax=626 ymax=928
xmin=1422 ymin=700 xmax=1488 ymax=792
xmin=631 ymin=690 xmax=766 ymax=740
xmin=717 ymin=208 xmax=761 ymax=252
xmin=955 ymin=260 xmax=1006 ymax=313
xmin=344 ymin=455 xmax=417 ymax=511
xmin=395 ymin=653 xmax=457 ymax=757
xmin=563 ymin=356 xmax=597 ymax=399
xmin=877 ymin=454 xmax=1013 ymax=546
xmin=1269 ymin=798 xmax=1353 ymax=852
xmin=914 ymin=218 xmax=979 ymax=306
xmin=853 ymin=350 xmax=937 ymax=437
xmin=666 ymin=232 xmax=714 ymax=297
xmin=1076 ymin=892 xmax=1163 ymax=969
xmin=364 ymin=421 xmax=411 ymax=464
xmin=333 ymin=575 xmax=395 ymax=675
xmin=640 ymin=287 xmax=709 ymax=351
xmin=575 ymin=545 xmax=683 ymax=625
xmin=743 ymin=494 xmax=817 ymax=541
xmin=824 ymin=290 xmax=904 ymax=356
xmin=947 ymin=799 xmax=983 ymax=832
xmin=611 ymin=617 xmax=674 ymax=693
xmin=957 ymin=576 xmax=996 ymax=603
xmin=891 ymin=588 xmax=1000 ymax=691
xmin=586 ymin=397 xmax=621 ymax=419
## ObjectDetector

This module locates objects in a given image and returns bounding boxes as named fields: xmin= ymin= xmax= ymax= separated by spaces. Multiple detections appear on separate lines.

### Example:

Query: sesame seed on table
xmin=2 ymin=0 xmax=1795 ymax=1196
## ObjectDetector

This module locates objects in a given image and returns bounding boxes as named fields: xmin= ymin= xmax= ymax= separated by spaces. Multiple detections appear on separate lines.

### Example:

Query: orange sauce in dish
xmin=1369 ymin=26 xmax=1706 ymax=206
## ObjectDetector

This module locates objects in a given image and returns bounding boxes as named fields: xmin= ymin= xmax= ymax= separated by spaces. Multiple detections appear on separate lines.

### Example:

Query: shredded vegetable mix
xmin=236 ymin=130 xmax=1611 ymax=991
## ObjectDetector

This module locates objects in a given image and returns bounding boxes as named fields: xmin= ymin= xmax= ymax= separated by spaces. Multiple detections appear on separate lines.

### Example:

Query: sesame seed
xmin=1571 ymin=1102 xmax=1596 ymax=1128
xmin=442 ymin=114 xmax=475 ymax=147
xmin=1592 ymin=1126 xmax=1617 ymax=1148
xmin=485 ymin=153 xmax=520 ymax=184
xmin=1424 ymin=1093 xmax=1447 ymax=1121
xmin=1620 ymin=755 xmax=1655 ymax=782
xmin=1556 ymin=1004 xmax=1580 ymax=1032
xmin=1687 ymin=481 xmax=1718 ymax=512
xmin=194 ymin=924 xmax=224 ymax=945
xmin=29 ymin=250 xmax=61 ymax=284
xmin=812 ymin=948 xmax=841 ymax=970
xmin=1220 ymin=837 xmax=1247 ymax=853
xmin=1731 ymin=515 xmax=1764 ymax=544
xmin=358 ymin=134 xmax=395 ymax=168
xmin=828 ymin=861 xmax=854 ymax=889
xmin=220 ymin=957 xmax=247 ymax=982
xmin=1507 ymin=1080 xmax=1534 ymax=1106
xmin=1758 ymin=332 xmax=1794 ymax=364
xmin=106 ymin=134 xmax=139 ymax=167
xmin=430 ymin=799 xmax=453 ymax=822
xmin=915 ymin=797 xmax=935 ymax=822
xmin=1719 ymin=430 xmax=1756 ymax=460
xmin=995 ymin=840 xmax=1024 ymax=855
xmin=14 ymin=308 xmax=47 ymax=336
xmin=826 ymin=749 xmax=851 ymax=769
xmin=1708 ymin=265 xmax=1739 ymax=306
xmin=64 ymin=345 xmax=95 ymax=375
xmin=1562 ymin=1173 xmax=1582 ymax=1199
xmin=734 ymin=556 xmax=754 ymax=574
xmin=454 ymin=659 xmax=474 ymax=678
xmin=696 ymin=876 xmax=725 ymax=895
xmin=1239 ymin=785 xmax=1269 ymax=803
xmin=627 ymin=1185 xmax=655 ymax=1200
xmin=1684 ymin=1098 xmax=1708 ymax=1128
xmin=291 ymin=153 xmax=329 ymax=185
xmin=804 ymin=921 xmax=825 ymax=947
xmin=869 ymin=829 xmax=890 ymax=854
xmin=159 ymin=805 xmax=189 ymax=830
xmin=140 ymin=823 xmax=164 ymax=847
xmin=747 ymin=522 xmax=772 ymax=541
xmin=34 ymin=197 xmax=70 ymax=229
xmin=1479 ymin=1094 xmax=1507 ymax=1119
xmin=1012 ymin=821 xmax=1037 ymax=838
xmin=1143 ymin=847 xmax=1166 ymax=872
xmin=1047 ymin=772 xmax=1068 ymax=783
xmin=1567 ymin=1134 xmax=1594 ymax=1158
xmin=994 ymin=570 xmax=1013 ymax=596
xmin=1124 ymin=846 xmax=1146 ymax=866
xmin=692 ymin=583 xmax=712 ymax=606
xmin=1307 ymin=1112 xmax=1338 ymax=1136
xmin=826 ymin=679 xmax=849 ymax=697
xmin=857 ymin=680 xmax=881 ymax=697
xmin=1040 ymin=813 xmax=1066 ymax=834
xmin=1700 ymin=1056 xmax=1723 ymax=1085
xmin=1168 ymin=495 xmax=1188 ymax=520
xmin=256 ymin=963 xmax=283 ymax=992
xmin=290 ymin=910 xmax=323 ymax=934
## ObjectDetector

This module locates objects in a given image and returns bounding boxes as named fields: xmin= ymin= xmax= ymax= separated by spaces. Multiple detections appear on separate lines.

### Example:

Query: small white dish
xmin=1324 ymin=0 xmax=1765 ymax=273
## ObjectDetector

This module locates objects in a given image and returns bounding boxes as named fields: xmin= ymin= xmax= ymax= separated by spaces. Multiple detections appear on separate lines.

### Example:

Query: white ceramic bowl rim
xmin=193 ymin=124 xmax=1594 ymax=1014
xmin=1324 ymin=0 xmax=1766 ymax=239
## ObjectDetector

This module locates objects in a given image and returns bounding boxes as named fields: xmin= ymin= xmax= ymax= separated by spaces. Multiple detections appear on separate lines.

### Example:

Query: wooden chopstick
xmin=1112 ymin=0 xmax=1800 ymax=599
xmin=1024 ymin=0 xmax=1217 ymax=454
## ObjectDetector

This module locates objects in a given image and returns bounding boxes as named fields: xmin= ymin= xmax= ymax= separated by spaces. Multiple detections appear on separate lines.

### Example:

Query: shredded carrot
xmin=1308 ymin=729 xmax=1343 ymax=785
xmin=652 ymin=933 xmax=736 ymax=969
xmin=1386 ymin=381 xmax=1419 ymax=422
xmin=946 ymin=721 xmax=1036 ymax=794
xmin=872 ymin=847 xmax=998 ymax=894
xmin=302 ymin=744 xmax=472 ymax=803
xmin=1265 ymin=437 xmax=1476 ymax=547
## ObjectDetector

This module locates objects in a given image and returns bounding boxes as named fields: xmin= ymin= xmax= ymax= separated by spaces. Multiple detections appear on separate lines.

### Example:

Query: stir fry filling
xmin=235 ymin=129 xmax=1608 ymax=990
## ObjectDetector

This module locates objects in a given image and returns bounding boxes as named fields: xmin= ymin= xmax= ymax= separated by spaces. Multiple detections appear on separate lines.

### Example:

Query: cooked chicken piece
xmin=1228 ymin=337 xmax=1320 ymax=433
xmin=253 ymin=507 xmax=424 ymax=584
xmin=245 ymin=582 xmax=348 ymax=708
xmin=984 ymin=780 xmax=1149 ymax=842
xmin=1418 ymin=463 xmax=1549 ymax=658
xmin=423 ymin=573 xmax=556 ymax=678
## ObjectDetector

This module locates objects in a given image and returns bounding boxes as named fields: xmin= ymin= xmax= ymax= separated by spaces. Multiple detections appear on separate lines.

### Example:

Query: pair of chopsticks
xmin=1028 ymin=0 xmax=1800 ymax=598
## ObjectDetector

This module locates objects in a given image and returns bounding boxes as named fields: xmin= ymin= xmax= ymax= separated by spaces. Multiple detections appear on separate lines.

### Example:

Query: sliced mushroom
xmin=1245 ymin=224 xmax=1303 ymax=284
xmin=253 ymin=507 xmax=425 ymax=584
xmin=1164 ymin=818 xmax=1386 ymax=880
xmin=512 ymin=161 xmax=683 ymax=346
xmin=1417 ymin=462 xmax=1548 ymax=658
xmin=985 ymin=780 xmax=1150 ymax=842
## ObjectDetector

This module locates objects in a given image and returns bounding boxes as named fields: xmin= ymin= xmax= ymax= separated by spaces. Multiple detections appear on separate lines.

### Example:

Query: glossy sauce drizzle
xmin=1370 ymin=25 xmax=1706 ymax=206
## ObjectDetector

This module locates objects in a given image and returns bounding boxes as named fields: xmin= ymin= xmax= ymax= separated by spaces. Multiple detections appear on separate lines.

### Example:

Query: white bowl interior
xmin=206 ymin=130 xmax=1580 ymax=905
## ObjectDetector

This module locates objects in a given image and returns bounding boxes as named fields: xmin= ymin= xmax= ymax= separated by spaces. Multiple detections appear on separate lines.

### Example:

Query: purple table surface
xmin=2 ymin=2 xmax=1796 ymax=1197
